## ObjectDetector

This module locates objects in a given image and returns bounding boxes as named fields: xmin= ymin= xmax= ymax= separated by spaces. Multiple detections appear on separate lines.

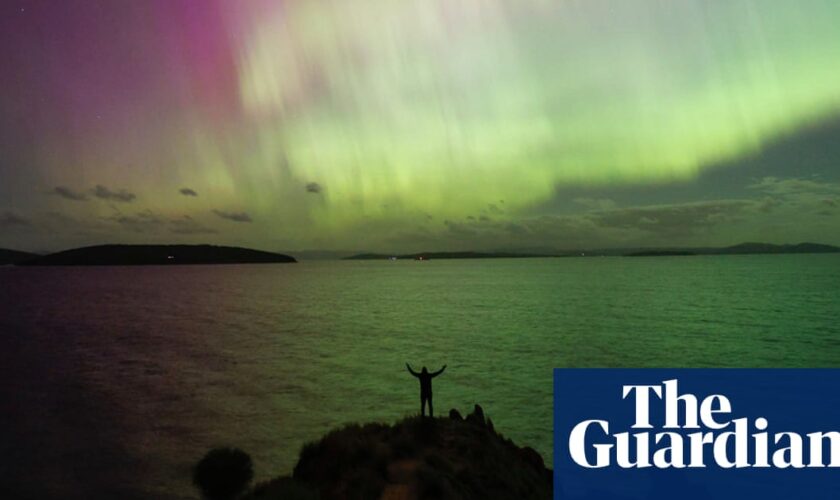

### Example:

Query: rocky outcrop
xmin=244 ymin=405 xmax=552 ymax=500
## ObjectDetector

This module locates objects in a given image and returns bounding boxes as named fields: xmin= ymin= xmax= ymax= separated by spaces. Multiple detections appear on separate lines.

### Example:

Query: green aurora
xmin=1 ymin=0 xmax=839 ymax=252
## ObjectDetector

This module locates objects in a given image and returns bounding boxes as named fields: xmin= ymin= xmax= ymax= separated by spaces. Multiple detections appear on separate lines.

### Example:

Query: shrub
xmin=193 ymin=447 xmax=254 ymax=500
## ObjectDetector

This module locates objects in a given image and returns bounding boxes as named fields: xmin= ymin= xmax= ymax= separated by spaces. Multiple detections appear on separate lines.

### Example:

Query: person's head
xmin=421 ymin=366 xmax=428 ymax=374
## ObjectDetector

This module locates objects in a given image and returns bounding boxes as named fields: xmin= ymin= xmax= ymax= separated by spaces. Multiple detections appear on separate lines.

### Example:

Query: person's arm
xmin=431 ymin=365 xmax=447 ymax=377
xmin=406 ymin=363 xmax=419 ymax=377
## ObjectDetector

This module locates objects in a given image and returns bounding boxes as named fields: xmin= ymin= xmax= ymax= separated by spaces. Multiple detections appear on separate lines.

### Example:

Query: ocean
xmin=1 ymin=255 xmax=838 ymax=499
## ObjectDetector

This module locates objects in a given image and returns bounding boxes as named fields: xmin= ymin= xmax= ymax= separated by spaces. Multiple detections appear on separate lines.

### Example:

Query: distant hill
xmin=0 ymin=248 xmax=39 ymax=265
xmin=19 ymin=244 xmax=296 ymax=266
xmin=345 ymin=251 xmax=555 ymax=260
xmin=284 ymin=249 xmax=360 ymax=260
xmin=621 ymin=243 xmax=839 ymax=257
xmin=625 ymin=250 xmax=697 ymax=257
xmin=346 ymin=243 xmax=839 ymax=260
xmin=710 ymin=242 xmax=840 ymax=255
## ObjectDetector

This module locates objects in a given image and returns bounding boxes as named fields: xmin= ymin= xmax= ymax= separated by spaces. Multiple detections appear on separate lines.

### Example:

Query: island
xmin=625 ymin=250 xmax=697 ymax=257
xmin=345 ymin=251 xmax=555 ymax=260
xmin=623 ymin=242 xmax=840 ymax=257
xmin=18 ymin=244 xmax=296 ymax=266
xmin=706 ymin=242 xmax=840 ymax=255
xmin=345 ymin=242 xmax=840 ymax=260
xmin=0 ymin=248 xmax=39 ymax=265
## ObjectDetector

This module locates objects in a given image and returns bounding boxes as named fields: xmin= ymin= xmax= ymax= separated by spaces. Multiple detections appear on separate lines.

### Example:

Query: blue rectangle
xmin=554 ymin=369 xmax=840 ymax=499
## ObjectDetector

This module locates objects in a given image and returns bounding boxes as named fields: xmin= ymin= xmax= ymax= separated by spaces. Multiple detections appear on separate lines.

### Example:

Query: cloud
xmin=748 ymin=177 xmax=840 ymax=196
xmin=376 ymin=212 xmax=607 ymax=251
xmin=573 ymin=197 xmax=617 ymax=211
xmin=297 ymin=178 xmax=840 ymax=251
xmin=107 ymin=210 xmax=162 ymax=232
xmin=169 ymin=216 xmax=217 ymax=234
xmin=53 ymin=186 xmax=88 ymax=201
xmin=747 ymin=177 xmax=840 ymax=216
xmin=305 ymin=182 xmax=322 ymax=194
xmin=0 ymin=211 xmax=30 ymax=227
xmin=179 ymin=187 xmax=198 ymax=197
xmin=92 ymin=185 xmax=136 ymax=202
xmin=393 ymin=198 xmax=773 ymax=251
xmin=104 ymin=210 xmax=219 ymax=235
xmin=442 ymin=219 xmax=480 ymax=238
xmin=589 ymin=200 xmax=756 ymax=236
xmin=52 ymin=185 xmax=138 ymax=202
xmin=213 ymin=209 xmax=252 ymax=223
xmin=37 ymin=211 xmax=113 ymax=238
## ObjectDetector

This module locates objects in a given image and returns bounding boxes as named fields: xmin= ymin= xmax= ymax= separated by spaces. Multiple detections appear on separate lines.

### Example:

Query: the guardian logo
xmin=554 ymin=369 xmax=840 ymax=500
xmin=568 ymin=379 xmax=840 ymax=469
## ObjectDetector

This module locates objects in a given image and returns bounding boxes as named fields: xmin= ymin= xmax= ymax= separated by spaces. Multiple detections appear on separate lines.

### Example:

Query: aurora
xmin=1 ymin=0 xmax=839 ymax=252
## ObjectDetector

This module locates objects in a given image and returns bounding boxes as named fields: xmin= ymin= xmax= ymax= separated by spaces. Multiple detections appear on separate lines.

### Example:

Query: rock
xmin=518 ymin=446 xmax=545 ymax=471
xmin=465 ymin=404 xmax=485 ymax=427
xmin=240 ymin=405 xmax=552 ymax=500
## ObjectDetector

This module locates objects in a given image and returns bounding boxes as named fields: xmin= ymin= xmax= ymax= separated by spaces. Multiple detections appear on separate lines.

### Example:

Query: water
xmin=1 ymin=256 xmax=839 ymax=498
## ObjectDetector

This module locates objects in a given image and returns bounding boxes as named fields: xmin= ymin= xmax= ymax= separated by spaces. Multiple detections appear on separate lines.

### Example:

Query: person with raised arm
xmin=406 ymin=363 xmax=446 ymax=417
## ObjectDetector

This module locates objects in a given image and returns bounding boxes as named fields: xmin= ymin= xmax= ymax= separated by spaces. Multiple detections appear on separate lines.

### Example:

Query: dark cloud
xmin=589 ymin=200 xmax=756 ymax=236
xmin=746 ymin=177 xmax=840 ymax=216
xmin=92 ymin=185 xmax=136 ymax=202
xmin=499 ymin=215 xmax=601 ymax=245
xmin=350 ymin=179 xmax=840 ymax=250
xmin=107 ymin=210 xmax=162 ymax=232
xmin=0 ymin=211 xmax=30 ymax=227
xmin=305 ymin=182 xmax=322 ymax=194
xmin=213 ymin=209 xmax=252 ymax=223
xmin=379 ymin=213 xmax=596 ymax=252
xmin=418 ymin=198 xmax=780 ymax=251
xmin=105 ymin=211 xmax=218 ymax=235
xmin=53 ymin=186 xmax=88 ymax=201
xmin=748 ymin=177 xmax=840 ymax=197
xmin=169 ymin=216 xmax=217 ymax=235
xmin=179 ymin=187 xmax=198 ymax=197
xmin=573 ymin=197 xmax=617 ymax=211
xmin=536 ymin=116 xmax=840 ymax=216
xmin=442 ymin=219 xmax=481 ymax=239
xmin=38 ymin=211 xmax=112 ymax=237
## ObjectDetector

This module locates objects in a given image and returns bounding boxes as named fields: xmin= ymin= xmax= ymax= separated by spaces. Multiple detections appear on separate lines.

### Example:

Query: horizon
xmin=2 ymin=1 xmax=840 ymax=253
xmin=4 ymin=240 xmax=839 ymax=260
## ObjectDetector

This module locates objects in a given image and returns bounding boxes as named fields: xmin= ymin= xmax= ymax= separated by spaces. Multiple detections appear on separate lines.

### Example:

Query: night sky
xmin=1 ymin=0 xmax=839 ymax=253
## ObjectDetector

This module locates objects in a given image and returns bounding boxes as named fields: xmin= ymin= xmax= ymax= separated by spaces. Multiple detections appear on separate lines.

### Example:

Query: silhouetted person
xmin=406 ymin=363 xmax=446 ymax=417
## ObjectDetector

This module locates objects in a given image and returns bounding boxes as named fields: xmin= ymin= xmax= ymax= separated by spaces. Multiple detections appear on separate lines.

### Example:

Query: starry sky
xmin=1 ymin=0 xmax=839 ymax=254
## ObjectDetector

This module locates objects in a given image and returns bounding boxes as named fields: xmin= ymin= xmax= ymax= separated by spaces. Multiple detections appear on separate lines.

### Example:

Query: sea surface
xmin=1 ymin=255 xmax=839 ymax=499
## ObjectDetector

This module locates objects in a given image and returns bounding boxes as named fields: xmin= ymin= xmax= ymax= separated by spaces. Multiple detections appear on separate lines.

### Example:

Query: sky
xmin=1 ymin=0 xmax=839 ymax=254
